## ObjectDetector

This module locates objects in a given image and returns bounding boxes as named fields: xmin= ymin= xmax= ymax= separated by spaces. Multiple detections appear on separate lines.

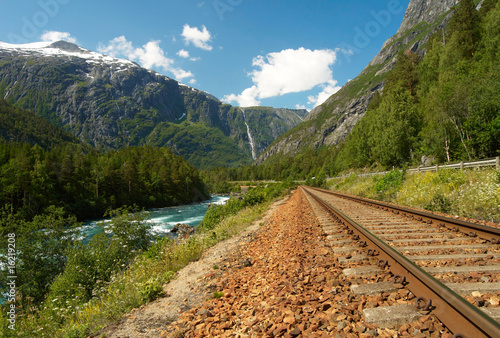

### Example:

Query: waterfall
xmin=241 ymin=109 xmax=257 ymax=160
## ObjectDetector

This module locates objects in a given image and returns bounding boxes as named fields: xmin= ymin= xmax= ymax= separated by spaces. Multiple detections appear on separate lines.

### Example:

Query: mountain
xmin=0 ymin=40 xmax=307 ymax=169
xmin=255 ymin=0 xmax=459 ymax=165
xmin=0 ymin=98 xmax=84 ymax=149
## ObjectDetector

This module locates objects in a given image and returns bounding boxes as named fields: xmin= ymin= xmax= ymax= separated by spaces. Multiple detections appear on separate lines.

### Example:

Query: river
xmin=78 ymin=195 xmax=230 ymax=243
xmin=0 ymin=196 xmax=230 ymax=304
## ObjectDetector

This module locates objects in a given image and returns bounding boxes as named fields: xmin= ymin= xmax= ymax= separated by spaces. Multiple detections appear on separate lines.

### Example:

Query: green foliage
xmin=0 ymin=206 xmax=78 ymax=306
xmin=65 ymin=325 xmax=91 ymax=338
xmin=385 ymin=51 xmax=420 ymax=96
xmin=0 ymin=99 xmax=83 ymax=149
xmin=198 ymin=183 xmax=290 ymax=232
xmin=47 ymin=207 xmax=156 ymax=305
xmin=424 ymin=193 xmax=453 ymax=213
xmin=479 ymin=0 xmax=499 ymax=16
xmin=305 ymin=171 xmax=327 ymax=188
xmin=0 ymin=143 xmax=208 ymax=221
xmin=446 ymin=0 xmax=481 ymax=59
xmin=374 ymin=170 xmax=406 ymax=199
xmin=367 ymin=89 xmax=420 ymax=167
xmin=213 ymin=291 xmax=224 ymax=299
xmin=330 ymin=168 xmax=500 ymax=223
xmin=104 ymin=207 xmax=154 ymax=252
xmin=139 ymin=278 xmax=164 ymax=302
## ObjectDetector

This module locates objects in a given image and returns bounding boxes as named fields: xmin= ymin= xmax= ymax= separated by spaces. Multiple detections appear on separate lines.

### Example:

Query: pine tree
xmin=385 ymin=50 xmax=420 ymax=96
xmin=447 ymin=0 xmax=481 ymax=59
xmin=479 ymin=0 xmax=499 ymax=17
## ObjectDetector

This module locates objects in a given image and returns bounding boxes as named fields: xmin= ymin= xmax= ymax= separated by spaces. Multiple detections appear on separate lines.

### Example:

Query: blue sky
xmin=0 ymin=0 xmax=410 ymax=110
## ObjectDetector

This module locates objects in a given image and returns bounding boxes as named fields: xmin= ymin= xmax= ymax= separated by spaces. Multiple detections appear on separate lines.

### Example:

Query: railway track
xmin=301 ymin=186 xmax=500 ymax=338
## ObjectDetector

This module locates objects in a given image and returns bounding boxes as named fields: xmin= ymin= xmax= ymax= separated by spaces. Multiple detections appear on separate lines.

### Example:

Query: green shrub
xmin=139 ymin=278 xmax=163 ymax=302
xmin=198 ymin=184 xmax=289 ymax=232
xmin=374 ymin=170 xmax=405 ymax=199
xmin=424 ymin=193 xmax=453 ymax=213
xmin=66 ymin=324 xmax=90 ymax=338
xmin=47 ymin=207 xmax=155 ymax=306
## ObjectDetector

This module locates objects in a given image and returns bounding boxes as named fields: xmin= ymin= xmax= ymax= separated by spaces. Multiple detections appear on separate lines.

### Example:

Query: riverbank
xmin=78 ymin=195 xmax=229 ymax=244
xmin=93 ymin=194 xmax=290 ymax=337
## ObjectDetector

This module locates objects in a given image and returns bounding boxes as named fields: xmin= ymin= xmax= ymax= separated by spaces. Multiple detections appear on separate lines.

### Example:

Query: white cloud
xmin=181 ymin=24 xmax=213 ymax=51
xmin=223 ymin=47 xmax=339 ymax=108
xmin=177 ymin=50 xmax=201 ymax=62
xmin=224 ymin=86 xmax=261 ymax=107
xmin=307 ymin=79 xmax=342 ymax=107
xmin=177 ymin=49 xmax=190 ymax=58
xmin=171 ymin=68 xmax=195 ymax=81
xmin=41 ymin=31 xmax=77 ymax=43
xmin=98 ymin=36 xmax=194 ymax=81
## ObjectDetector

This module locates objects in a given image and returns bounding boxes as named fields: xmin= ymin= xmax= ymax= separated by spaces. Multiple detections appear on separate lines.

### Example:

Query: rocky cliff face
xmin=0 ymin=41 xmax=307 ymax=168
xmin=256 ymin=0 xmax=459 ymax=165
xmin=397 ymin=0 xmax=458 ymax=34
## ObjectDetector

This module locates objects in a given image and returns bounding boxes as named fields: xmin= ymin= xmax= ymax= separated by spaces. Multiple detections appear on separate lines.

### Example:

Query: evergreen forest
xmin=0 ymin=139 xmax=207 ymax=223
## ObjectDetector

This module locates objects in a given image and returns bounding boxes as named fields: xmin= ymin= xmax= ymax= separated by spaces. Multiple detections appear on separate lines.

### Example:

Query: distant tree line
xmin=0 ymin=143 xmax=208 ymax=223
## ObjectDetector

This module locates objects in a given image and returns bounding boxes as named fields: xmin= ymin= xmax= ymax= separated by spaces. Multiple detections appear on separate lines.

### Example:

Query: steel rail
xmin=311 ymin=187 xmax=500 ymax=244
xmin=301 ymin=186 xmax=500 ymax=338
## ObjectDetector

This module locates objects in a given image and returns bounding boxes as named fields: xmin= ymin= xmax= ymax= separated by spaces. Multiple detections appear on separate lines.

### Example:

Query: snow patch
xmin=0 ymin=40 xmax=137 ymax=70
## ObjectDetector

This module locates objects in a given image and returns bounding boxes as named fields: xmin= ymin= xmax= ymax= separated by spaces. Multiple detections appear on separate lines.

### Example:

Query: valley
xmin=0 ymin=0 xmax=499 ymax=336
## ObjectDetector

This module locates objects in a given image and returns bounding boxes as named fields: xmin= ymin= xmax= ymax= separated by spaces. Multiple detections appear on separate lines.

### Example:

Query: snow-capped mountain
xmin=0 ymin=40 xmax=136 ymax=67
xmin=0 ymin=40 xmax=307 ymax=168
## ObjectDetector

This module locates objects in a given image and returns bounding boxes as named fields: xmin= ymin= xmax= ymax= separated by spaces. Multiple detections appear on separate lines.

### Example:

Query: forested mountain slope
xmin=219 ymin=0 xmax=498 ymax=182
xmin=0 ymin=99 xmax=83 ymax=149
xmin=256 ymin=0 xmax=461 ymax=165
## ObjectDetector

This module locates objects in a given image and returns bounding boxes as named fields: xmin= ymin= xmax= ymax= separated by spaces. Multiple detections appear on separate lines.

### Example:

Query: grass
xmin=212 ymin=291 xmax=224 ymax=299
xmin=1 ymin=188 xmax=283 ymax=337
xmin=328 ymin=168 xmax=500 ymax=223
